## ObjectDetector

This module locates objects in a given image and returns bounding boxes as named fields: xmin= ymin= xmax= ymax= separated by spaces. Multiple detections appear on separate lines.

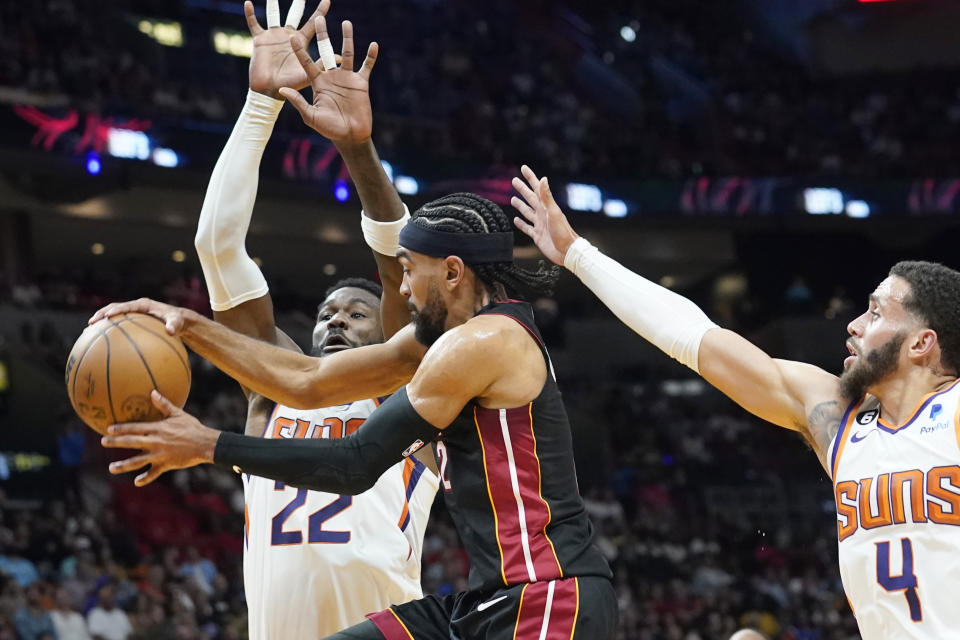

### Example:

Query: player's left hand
xmin=246 ymin=0 xmax=333 ymax=99
xmin=511 ymin=165 xmax=580 ymax=266
xmin=101 ymin=390 xmax=220 ymax=486
xmin=279 ymin=16 xmax=376 ymax=146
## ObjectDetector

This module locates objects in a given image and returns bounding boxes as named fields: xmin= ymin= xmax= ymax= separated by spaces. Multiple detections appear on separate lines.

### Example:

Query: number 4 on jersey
xmin=876 ymin=538 xmax=922 ymax=622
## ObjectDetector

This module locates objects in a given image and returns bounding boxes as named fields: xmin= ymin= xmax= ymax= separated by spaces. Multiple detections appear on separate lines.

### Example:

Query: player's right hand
xmin=278 ymin=17 xmax=377 ymax=146
xmin=511 ymin=165 xmax=580 ymax=266
xmin=102 ymin=390 xmax=220 ymax=486
xmin=88 ymin=298 xmax=188 ymax=336
xmin=246 ymin=0 xmax=332 ymax=100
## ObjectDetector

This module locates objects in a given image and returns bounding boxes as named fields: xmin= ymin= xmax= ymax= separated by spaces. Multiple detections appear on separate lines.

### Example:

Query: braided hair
xmin=410 ymin=193 xmax=560 ymax=298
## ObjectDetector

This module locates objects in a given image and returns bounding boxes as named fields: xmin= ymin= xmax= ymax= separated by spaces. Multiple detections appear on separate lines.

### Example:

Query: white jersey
xmin=829 ymin=379 xmax=960 ymax=639
xmin=243 ymin=398 xmax=438 ymax=640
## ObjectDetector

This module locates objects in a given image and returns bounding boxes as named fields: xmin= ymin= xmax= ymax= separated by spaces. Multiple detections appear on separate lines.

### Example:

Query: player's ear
xmin=442 ymin=256 xmax=466 ymax=290
xmin=910 ymin=328 xmax=938 ymax=362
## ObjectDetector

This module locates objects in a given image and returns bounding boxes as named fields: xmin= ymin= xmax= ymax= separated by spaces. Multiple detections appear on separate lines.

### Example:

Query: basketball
xmin=65 ymin=312 xmax=192 ymax=435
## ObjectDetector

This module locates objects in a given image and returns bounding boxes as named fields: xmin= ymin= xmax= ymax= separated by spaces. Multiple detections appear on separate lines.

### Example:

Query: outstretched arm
xmin=90 ymin=299 xmax=425 ymax=409
xmin=278 ymin=18 xmax=410 ymax=338
xmin=102 ymin=315 xmax=517 ymax=488
xmin=511 ymin=166 xmax=844 ymax=470
xmin=195 ymin=0 xmax=330 ymax=341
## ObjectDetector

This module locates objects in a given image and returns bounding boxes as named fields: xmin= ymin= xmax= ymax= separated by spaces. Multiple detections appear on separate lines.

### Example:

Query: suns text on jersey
xmin=835 ymin=465 xmax=960 ymax=541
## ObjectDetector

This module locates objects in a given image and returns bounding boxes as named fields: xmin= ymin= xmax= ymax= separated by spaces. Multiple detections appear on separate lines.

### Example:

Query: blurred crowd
xmin=2 ymin=0 xmax=959 ymax=179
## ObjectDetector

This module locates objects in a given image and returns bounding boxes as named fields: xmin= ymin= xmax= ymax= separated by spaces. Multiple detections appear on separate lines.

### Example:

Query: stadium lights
xmin=85 ymin=152 xmax=101 ymax=176
xmin=151 ymin=148 xmax=180 ymax=168
xmin=602 ymin=199 xmax=628 ymax=218
xmin=107 ymin=128 xmax=150 ymax=160
xmin=138 ymin=19 xmax=184 ymax=47
xmin=334 ymin=181 xmax=350 ymax=202
xmin=395 ymin=176 xmax=419 ymax=195
xmin=566 ymin=183 xmax=603 ymax=212
xmin=213 ymin=30 xmax=254 ymax=58
xmin=845 ymin=200 xmax=871 ymax=218
xmin=803 ymin=188 xmax=844 ymax=215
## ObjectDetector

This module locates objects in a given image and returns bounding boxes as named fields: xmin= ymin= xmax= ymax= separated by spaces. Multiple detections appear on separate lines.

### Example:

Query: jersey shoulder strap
xmin=475 ymin=299 xmax=555 ymax=380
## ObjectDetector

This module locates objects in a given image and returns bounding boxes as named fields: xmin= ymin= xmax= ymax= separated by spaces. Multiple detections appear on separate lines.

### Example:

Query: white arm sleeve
xmin=563 ymin=237 xmax=718 ymax=373
xmin=195 ymin=90 xmax=283 ymax=312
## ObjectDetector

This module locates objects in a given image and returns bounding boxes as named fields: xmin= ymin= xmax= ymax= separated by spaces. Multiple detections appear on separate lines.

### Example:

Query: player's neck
xmin=444 ymin=287 xmax=492 ymax=330
xmin=872 ymin=367 xmax=956 ymax=425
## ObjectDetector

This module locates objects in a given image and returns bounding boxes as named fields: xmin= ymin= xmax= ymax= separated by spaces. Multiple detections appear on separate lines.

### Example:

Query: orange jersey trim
xmin=832 ymin=399 xmax=864 ymax=482
xmin=877 ymin=378 xmax=960 ymax=432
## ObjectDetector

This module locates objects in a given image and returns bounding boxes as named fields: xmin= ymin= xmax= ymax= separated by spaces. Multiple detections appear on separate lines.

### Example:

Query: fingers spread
xmin=284 ymin=0 xmax=305 ymax=27
xmin=101 ymin=433 xmax=156 ymax=449
xmin=136 ymin=466 xmax=166 ymax=487
xmin=290 ymin=34 xmax=321 ymax=79
xmin=511 ymin=196 xmax=535 ymax=220
xmin=109 ymin=454 xmax=152 ymax=475
xmin=512 ymin=176 xmax=537 ymax=205
xmin=359 ymin=42 xmax=379 ymax=80
xmin=150 ymin=389 xmax=179 ymax=417
xmin=315 ymin=16 xmax=337 ymax=70
xmin=340 ymin=20 xmax=355 ymax=71
xmin=514 ymin=216 xmax=535 ymax=238
xmin=266 ymin=0 xmax=281 ymax=28
xmin=278 ymin=87 xmax=312 ymax=119
xmin=521 ymin=164 xmax=540 ymax=192
xmin=538 ymin=176 xmax=555 ymax=205
xmin=299 ymin=0 xmax=330 ymax=40
xmin=244 ymin=1 xmax=264 ymax=36
xmin=107 ymin=421 xmax=156 ymax=436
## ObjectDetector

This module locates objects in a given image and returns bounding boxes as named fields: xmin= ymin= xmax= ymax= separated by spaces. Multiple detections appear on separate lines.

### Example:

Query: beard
xmin=410 ymin=281 xmax=448 ymax=347
xmin=839 ymin=331 xmax=906 ymax=400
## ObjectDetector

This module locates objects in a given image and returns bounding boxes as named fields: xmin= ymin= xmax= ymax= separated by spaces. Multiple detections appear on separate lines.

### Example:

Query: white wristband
xmin=361 ymin=206 xmax=411 ymax=256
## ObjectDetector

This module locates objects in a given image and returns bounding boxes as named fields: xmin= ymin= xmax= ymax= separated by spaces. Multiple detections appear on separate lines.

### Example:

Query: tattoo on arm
xmin=806 ymin=400 xmax=844 ymax=469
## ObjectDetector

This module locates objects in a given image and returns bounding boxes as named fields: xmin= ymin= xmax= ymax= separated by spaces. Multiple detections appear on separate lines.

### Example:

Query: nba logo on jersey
xmin=830 ymin=380 xmax=960 ymax=639
xmin=402 ymin=439 xmax=425 ymax=457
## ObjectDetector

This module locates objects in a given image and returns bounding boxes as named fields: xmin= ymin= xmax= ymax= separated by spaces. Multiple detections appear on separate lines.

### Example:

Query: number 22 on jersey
xmin=270 ymin=482 xmax=352 ymax=545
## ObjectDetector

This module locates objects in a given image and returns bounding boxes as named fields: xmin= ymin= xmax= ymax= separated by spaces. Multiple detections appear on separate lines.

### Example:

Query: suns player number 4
xmin=876 ymin=537 xmax=922 ymax=622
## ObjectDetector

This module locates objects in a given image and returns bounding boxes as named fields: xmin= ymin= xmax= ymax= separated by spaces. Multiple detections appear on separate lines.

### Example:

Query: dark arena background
xmin=1 ymin=0 xmax=959 ymax=638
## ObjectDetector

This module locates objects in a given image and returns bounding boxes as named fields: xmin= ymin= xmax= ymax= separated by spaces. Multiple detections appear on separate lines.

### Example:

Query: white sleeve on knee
xmin=195 ymin=90 xmax=283 ymax=312
xmin=563 ymin=237 xmax=718 ymax=373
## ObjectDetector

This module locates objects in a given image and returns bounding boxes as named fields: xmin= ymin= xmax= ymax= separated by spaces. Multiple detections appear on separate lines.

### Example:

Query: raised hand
xmin=511 ymin=165 xmax=580 ymax=266
xmin=245 ymin=0 xmax=331 ymax=99
xmin=102 ymin=391 xmax=220 ymax=486
xmin=279 ymin=17 xmax=377 ymax=146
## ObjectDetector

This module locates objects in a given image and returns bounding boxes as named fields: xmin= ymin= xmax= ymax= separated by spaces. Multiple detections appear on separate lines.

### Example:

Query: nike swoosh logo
xmin=851 ymin=430 xmax=874 ymax=443
xmin=477 ymin=595 xmax=509 ymax=612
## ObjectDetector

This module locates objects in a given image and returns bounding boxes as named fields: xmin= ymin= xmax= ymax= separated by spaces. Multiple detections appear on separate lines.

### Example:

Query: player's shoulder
xmin=461 ymin=312 xmax=532 ymax=348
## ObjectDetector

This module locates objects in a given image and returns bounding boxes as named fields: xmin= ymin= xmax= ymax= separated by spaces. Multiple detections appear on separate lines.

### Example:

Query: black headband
xmin=398 ymin=223 xmax=514 ymax=264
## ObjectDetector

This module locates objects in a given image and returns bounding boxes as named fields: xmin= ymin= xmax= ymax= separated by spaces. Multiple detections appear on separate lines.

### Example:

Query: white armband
xmin=564 ymin=237 xmax=718 ymax=373
xmin=361 ymin=205 xmax=410 ymax=257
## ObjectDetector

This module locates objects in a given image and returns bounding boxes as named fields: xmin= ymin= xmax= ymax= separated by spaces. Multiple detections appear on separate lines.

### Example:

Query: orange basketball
xmin=65 ymin=312 xmax=192 ymax=435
